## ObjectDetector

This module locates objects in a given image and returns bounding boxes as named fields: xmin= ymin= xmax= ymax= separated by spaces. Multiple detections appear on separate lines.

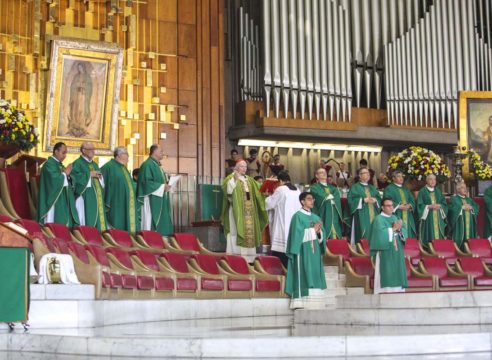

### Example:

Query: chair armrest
xmin=420 ymin=244 xmax=435 ymax=257
xmin=102 ymin=233 xmax=119 ymax=247
xmin=106 ymin=253 xmax=135 ymax=273
xmin=454 ymin=244 xmax=472 ymax=257
xmin=356 ymin=243 xmax=368 ymax=256
xmin=198 ymin=241 xmax=227 ymax=256
xmin=349 ymin=245 xmax=366 ymax=257
xmin=72 ymin=230 xmax=89 ymax=245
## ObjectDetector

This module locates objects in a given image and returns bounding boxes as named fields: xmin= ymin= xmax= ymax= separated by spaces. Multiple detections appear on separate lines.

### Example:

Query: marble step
xmin=324 ymin=266 xmax=339 ymax=274
xmin=325 ymin=288 xmax=347 ymax=296
xmin=324 ymin=272 xmax=345 ymax=281
xmin=325 ymin=279 xmax=346 ymax=289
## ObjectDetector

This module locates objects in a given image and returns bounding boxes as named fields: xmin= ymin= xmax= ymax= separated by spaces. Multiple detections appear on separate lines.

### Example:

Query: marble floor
xmin=2 ymin=316 xmax=492 ymax=358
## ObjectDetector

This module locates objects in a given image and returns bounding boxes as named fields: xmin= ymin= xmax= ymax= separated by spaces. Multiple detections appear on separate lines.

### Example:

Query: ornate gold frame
xmin=458 ymin=91 xmax=492 ymax=178
xmin=44 ymin=38 xmax=123 ymax=155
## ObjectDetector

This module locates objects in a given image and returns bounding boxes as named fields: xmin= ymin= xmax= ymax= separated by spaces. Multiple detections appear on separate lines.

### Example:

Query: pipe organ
xmin=236 ymin=0 xmax=492 ymax=129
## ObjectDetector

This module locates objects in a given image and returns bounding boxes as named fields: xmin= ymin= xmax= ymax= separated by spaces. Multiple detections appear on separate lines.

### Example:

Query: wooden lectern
xmin=12 ymin=154 xmax=46 ymax=178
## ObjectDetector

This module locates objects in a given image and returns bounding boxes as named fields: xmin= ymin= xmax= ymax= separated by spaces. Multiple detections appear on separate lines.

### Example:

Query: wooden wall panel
xmin=179 ymin=0 xmax=197 ymax=25
xmin=178 ymin=24 xmax=197 ymax=57
xmin=178 ymin=57 xmax=197 ymax=91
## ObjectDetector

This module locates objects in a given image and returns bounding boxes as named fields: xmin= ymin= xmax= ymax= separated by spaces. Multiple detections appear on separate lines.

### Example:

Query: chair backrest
xmin=256 ymin=256 xmax=285 ymax=275
xmin=131 ymin=249 xmax=160 ymax=271
xmin=35 ymin=235 xmax=56 ymax=253
xmin=467 ymin=239 xmax=492 ymax=258
xmin=223 ymin=255 xmax=250 ymax=275
xmin=421 ymin=257 xmax=448 ymax=278
xmin=431 ymin=239 xmax=456 ymax=258
xmin=138 ymin=230 xmax=165 ymax=249
xmin=105 ymin=247 xmax=134 ymax=269
xmin=85 ymin=244 xmax=111 ymax=267
xmin=104 ymin=229 xmax=133 ymax=248
xmin=347 ymin=257 xmax=374 ymax=277
xmin=75 ymin=226 xmax=104 ymax=246
xmin=192 ymin=254 xmax=220 ymax=275
xmin=404 ymin=238 xmax=420 ymax=258
xmin=16 ymin=218 xmax=43 ymax=234
xmin=360 ymin=238 xmax=370 ymax=254
xmin=52 ymin=238 xmax=70 ymax=254
xmin=159 ymin=252 xmax=190 ymax=273
xmin=327 ymin=239 xmax=351 ymax=259
xmin=173 ymin=233 xmax=200 ymax=252
xmin=45 ymin=223 xmax=72 ymax=242
xmin=458 ymin=257 xmax=485 ymax=276
xmin=68 ymin=242 xmax=90 ymax=264
xmin=1 ymin=168 xmax=30 ymax=218
xmin=0 ymin=214 xmax=12 ymax=223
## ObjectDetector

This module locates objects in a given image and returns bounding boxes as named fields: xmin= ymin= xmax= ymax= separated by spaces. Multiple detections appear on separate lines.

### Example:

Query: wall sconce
xmin=160 ymin=132 xmax=167 ymax=139
xmin=179 ymin=114 xmax=187 ymax=122
xmin=133 ymin=132 xmax=141 ymax=139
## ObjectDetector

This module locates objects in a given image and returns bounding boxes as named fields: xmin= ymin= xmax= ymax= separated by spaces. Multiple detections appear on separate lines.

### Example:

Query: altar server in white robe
xmin=265 ymin=171 xmax=301 ymax=267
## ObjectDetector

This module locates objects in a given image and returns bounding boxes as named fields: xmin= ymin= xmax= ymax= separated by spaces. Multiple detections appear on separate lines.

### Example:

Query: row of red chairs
xmin=10 ymin=219 xmax=287 ymax=299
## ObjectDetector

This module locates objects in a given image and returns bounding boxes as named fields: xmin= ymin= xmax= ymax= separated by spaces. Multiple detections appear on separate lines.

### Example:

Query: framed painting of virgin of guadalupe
xmin=44 ymin=38 xmax=123 ymax=155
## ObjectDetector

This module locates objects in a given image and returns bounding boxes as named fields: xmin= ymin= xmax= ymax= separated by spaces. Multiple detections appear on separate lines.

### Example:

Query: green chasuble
xmin=369 ymin=213 xmax=408 ymax=289
xmin=71 ymin=156 xmax=108 ymax=232
xmin=285 ymin=210 xmax=327 ymax=298
xmin=310 ymin=182 xmax=343 ymax=239
xmin=383 ymin=183 xmax=417 ymax=238
xmin=484 ymin=186 xmax=492 ymax=239
xmin=37 ymin=156 xmax=79 ymax=226
xmin=101 ymin=159 xmax=139 ymax=234
xmin=448 ymin=195 xmax=479 ymax=248
xmin=137 ymin=157 xmax=173 ymax=236
xmin=416 ymin=186 xmax=447 ymax=247
xmin=220 ymin=173 xmax=268 ymax=248
xmin=346 ymin=182 xmax=381 ymax=243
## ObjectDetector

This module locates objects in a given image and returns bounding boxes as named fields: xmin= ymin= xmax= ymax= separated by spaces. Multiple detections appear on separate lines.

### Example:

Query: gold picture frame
xmin=44 ymin=38 xmax=123 ymax=155
xmin=458 ymin=91 xmax=492 ymax=178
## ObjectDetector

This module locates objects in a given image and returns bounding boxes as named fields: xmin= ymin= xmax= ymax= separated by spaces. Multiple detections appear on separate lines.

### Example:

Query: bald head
xmin=456 ymin=181 xmax=467 ymax=196
xmin=234 ymin=160 xmax=247 ymax=176
xmin=80 ymin=141 xmax=96 ymax=160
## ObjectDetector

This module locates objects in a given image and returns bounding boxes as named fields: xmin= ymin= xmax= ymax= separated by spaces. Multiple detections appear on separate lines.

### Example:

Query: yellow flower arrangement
xmin=468 ymin=149 xmax=492 ymax=180
xmin=387 ymin=146 xmax=451 ymax=182
xmin=0 ymin=99 xmax=39 ymax=152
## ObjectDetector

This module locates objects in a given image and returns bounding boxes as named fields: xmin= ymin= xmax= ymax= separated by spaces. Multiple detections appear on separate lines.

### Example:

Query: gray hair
xmin=114 ymin=146 xmax=128 ymax=158
xmin=426 ymin=173 xmax=437 ymax=180
xmin=391 ymin=170 xmax=403 ymax=178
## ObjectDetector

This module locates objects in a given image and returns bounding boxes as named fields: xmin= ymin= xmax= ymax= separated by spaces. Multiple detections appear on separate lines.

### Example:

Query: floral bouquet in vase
xmin=0 ymin=99 xmax=39 ymax=153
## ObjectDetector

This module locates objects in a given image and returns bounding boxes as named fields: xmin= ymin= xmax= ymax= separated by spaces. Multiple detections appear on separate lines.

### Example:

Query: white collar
xmin=381 ymin=212 xmax=391 ymax=218
xmin=51 ymin=156 xmax=60 ymax=163
xmin=82 ymin=155 xmax=92 ymax=163
xmin=319 ymin=182 xmax=328 ymax=186
xmin=426 ymin=186 xmax=435 ymax=192
xmin=360 ymin=182 xmax=368 ymax=186
xmin=300 ymin=208 xmax=311 ymax=215
xmin=394 ymin=183 xmax=402 ymax=188
xmin=458 ymin=194 xmax=466 ymax=198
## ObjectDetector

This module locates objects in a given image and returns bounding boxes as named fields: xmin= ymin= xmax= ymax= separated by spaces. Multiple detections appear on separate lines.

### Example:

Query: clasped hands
xmin=392 ymin=219 xmax=403 ymax=231
xmin=428 ymin=204 xmax=441 ymax=210
xmin=363 ymin=197 xmax=377 ymax=204
xmin=90 ymin=170 xmax=103 ymax=179
xmin=399 ymin=203 xmax=412 ymax=211
xmin=313 ymin=222 xmax=322 ymax=234
xmin=462 ymin=203 xmax=472 ymax=211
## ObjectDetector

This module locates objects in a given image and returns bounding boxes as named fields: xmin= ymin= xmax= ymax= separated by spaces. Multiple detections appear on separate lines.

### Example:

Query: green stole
xmin=310 ymin=182 xmax=343 ymax=239
xmin=101 ymin=159 xmax=139 ymax=234
xmin=37 ymin=156 xmax=79 ymax=226
xmin=368 ymin=213 xmax=408 ymax=289
xmin=448 ymin=194 xmax=479 ymax=248
xmin=71 ymin=156 xmax=107 ymax=231
xmin=383 ymin=183 xmax=417 ymax=238
xmin=220 ymin=173 xmax=268 ymax=248
xmin=346 ymin=182 xmax=381 ymax=243
xmin=285 ymin=209 xmax=327 ymax=298
xmin=137 ymin=157 xmax=173 ymax=236
xmin=416 ymin=186 xmax=447 ymax=246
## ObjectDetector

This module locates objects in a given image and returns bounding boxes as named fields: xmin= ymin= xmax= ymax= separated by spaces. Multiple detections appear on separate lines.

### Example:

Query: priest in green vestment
xmin=137 ymin=145 xmax=174 ymax=236
xmin=383 ymin=170 xmax=417 ymax=238
xmin=101 ymin=146 xmax=139 ymax=234
xmin=285 ymin=192 xmax=327 ymax=309
xmin=416 ymin=174 xmax=447 ymax=247
xmin=448 ymin=181 xmax=479 ymax=248
xmin=369 ymin=197 xmax=407 ymax=294
xmin=310 ymin=167 xmax=343 ymax=239
xmin=346 ymin=168 xmax=381 ymax=245
xmin=71 ymin=142 xmax=108 ymax=232
xmin=484 ymin=185 xmax=492 ymax=239
xmin=221 ymin=159 xmax=268 ymax=262
xmin=38 ymin=142 xmax=79 ymax=226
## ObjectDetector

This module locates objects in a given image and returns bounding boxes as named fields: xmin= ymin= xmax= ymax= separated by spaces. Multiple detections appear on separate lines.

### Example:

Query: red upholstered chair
xmin=356 ymin=238 xmax=370 ymax=256
xmin=44 ymin=223 xmax=77 ymax=243
xmin=405 ymin=258 xmax=436 ymax=291
xmin=344 ymin=257 xmax=375 ymax=294
xmin=428 ymin=239 xmax=470 ymax=265
xmin=158 ymin=252 xmax=224 ymax=298
xmin=18 ymin=219 xmax=58 ymax=267
xmin=219 ymin=255 xmax=284 ymax=297
xmin=0 ymin=214 xmax=12 ymax=223
xmin=51 ymin=238 xmax=70 ymax=254
xmin=104 ymin=247 xmax=158 ymax=298
xmin=102 ymin=229 xmax=137 ymax=249
xmin=418 ymin=257 xmax=470 ymax=290
xmin=129 ymin=250 xmax=177 ymax=298
xmin=325 ymin=239 xmax=362 ymax=269
xmin=254 ymin=256 xmax=287 ymax=276
xmin=73 ymin=226 xmax=105 ymax=247
xmin=404 ymin=238 xmax=433 ymax=266
xmin=0 ymin=168 xmax=34 ymax=219
xmin=66 ymin=241 xmax=118 ymax=299
xmin=135 ymin=230 xmax=193 ymax=255
xmin=170 ymin=232 xmax=226 ymax=256
xmin=455 ymin=257 xmax=492 ymax=289
xmin=464 ymin=239 xmax=492 ymax=265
